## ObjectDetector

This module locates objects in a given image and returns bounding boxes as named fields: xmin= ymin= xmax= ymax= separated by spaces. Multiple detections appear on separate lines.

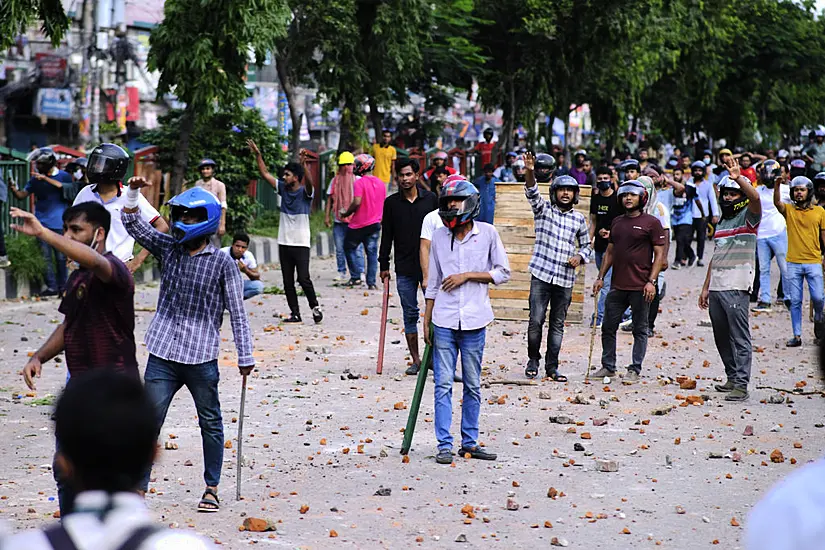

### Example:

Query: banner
xmin=35 ymin=54 xmax=67 ymax=87
xmin=34 ymin=88 xmax=73 ymax=120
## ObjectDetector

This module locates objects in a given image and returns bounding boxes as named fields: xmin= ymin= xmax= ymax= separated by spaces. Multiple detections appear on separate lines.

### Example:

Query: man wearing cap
xmin=186 ymin=159 xmax=227 ymax=247
xmin=688 ymin=160 xmax=720 ymax=267
xmin=569 ymin=149 xmax=588 ymax=186
xmin=804 ymin=130 xmax=825 ymax=174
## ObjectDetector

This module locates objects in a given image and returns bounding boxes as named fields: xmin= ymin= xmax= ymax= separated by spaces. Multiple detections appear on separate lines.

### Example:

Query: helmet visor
xmin=87 ymin=154 xmax=122 ymax=176
xmin=617 ymin=184 xmax=645 ymax=196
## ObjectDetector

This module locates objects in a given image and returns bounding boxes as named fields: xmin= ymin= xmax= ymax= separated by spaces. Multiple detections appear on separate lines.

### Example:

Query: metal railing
xmin=0 ymin=159 xmax=34 ymax=237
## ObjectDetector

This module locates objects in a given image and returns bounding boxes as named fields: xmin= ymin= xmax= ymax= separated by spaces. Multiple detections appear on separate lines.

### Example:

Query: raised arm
xmin=299 ymin=149 xmax=314 ymax=196
xmin=247 ymin=139 xmax=279 ymax=189
xmin=522 ymin=152 xmax=547 ymax=216
xmin=725 ymin=158 xmax=761 ymax=217
xmin=773 ymin=173 xmax=786 ymax=215
xmin=122 ymin=177 xmax=176 ymax=258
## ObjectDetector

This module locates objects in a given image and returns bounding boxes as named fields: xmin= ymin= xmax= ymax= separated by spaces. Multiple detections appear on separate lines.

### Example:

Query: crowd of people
xmin=3 ymin=126 xmax=825 ymax=547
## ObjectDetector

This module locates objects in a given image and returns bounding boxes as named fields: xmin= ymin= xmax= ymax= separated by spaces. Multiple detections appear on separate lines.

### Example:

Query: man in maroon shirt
xmin=591 ymin=180 xmax=666 ymax=383
xmin=11 ymin=201 xmax=136 ymax=515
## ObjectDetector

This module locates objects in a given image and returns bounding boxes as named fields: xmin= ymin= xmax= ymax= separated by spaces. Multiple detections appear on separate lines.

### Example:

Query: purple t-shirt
xmin=568 ymin=167 xmax=588 ymax=186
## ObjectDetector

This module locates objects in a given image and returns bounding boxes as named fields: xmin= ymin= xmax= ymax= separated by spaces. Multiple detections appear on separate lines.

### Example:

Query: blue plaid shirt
xmin=122 ymin=212 xmax=255 ymax=367
xmin=525 ymin=184 xmax=592 ymax=288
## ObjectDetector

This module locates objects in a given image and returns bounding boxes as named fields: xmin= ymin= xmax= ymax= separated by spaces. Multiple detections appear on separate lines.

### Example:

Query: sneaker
xmin=283 ymin=314 xmax=302 ymax=323
xmin=752 ymin=302 xmax=772 ymax=312
xmin=725 ymin=387 xmax=749 ymax=402
xmin=815 ymin=320 xmax=825 ymax=341
xmin=670 ymin=262 xmax=681 ymax=270
xmin=620 ymin=319 xmax=633 ymax=332
xmin=405 ymin=363 xmax=421 ymax=376
xmin=333 ymin=273 xmax=349 ymax=282
xmin=458 ymin=446 xmax=497 ymax=461
xmin=0 ymin=256 xmax=9 ymax=269
xmin=367 ymin=285 xmax=378 ymax=291
xmin=624 ymin=370 xmax=640 ymax=383
xmin=714 ymin=380 xmax=735 ymax=392
xmin=312 ymin=306 xmax=323 ymax=324
xmin=696 ymin=260 xmax=705 ymax=267
xmin=687 ymin=258 xmax=696 ymax=267
xmin=786 ymin=336 xmax=802 ymax=347
xmin=436 ymin=449 xmax=454 ymax=464
xmin=775 ymin=297 xmax=786 ymax=306
xmin=39 ymin=288 xmax=59 ymax=298
xmin=591 ymin=367 xmax=615 ymax=379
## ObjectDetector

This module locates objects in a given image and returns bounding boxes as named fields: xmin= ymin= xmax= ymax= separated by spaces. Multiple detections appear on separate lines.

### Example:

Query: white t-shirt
xmin=220 ymin=246 xmax=257 ymax=269
xmin=757 ymin=184 xmax=791 ymax=240
xmin=420 ymin=209 xmax=443 ymax=241
xmin=73 ymin=185 xmax=161 ymax=262
xmin=651 ymin=201 xmax=671 ymax=230
xmin=747 ymin=458 xmax=825 ymax=550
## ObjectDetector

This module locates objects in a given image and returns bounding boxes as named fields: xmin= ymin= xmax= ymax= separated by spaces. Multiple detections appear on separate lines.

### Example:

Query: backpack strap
xmin=115 ymin=525 xmax=164 ymax=550
xmin=43 ymin=525 xmax=79 ymax=550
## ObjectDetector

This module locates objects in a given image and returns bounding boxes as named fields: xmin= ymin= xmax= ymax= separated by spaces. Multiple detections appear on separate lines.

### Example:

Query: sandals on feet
xmin=197 ymin=487 xmax=220 ymax=513
xmin=546 ymin=370 xmax=568 ymax=382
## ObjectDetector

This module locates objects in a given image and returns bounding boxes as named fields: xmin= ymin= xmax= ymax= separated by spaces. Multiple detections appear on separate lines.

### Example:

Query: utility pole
xmin=79 ymin=0 xmax=93 ymax=145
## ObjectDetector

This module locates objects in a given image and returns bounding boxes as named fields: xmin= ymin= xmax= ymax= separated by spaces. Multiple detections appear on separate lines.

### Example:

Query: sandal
xmin=524 ymin=359 xmax=539 ymax=379
xmin=546 ymin=370 xmax=568 ymax=382
xmin=197 ymin=487 xmax=220 ymax=513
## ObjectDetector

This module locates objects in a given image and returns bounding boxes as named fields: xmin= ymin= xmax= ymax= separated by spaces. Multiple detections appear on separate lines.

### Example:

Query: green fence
xmin=256 ymin=179 xmax=279 ymax=215
xmin=0 ymin=151 xmax=34 ymax=237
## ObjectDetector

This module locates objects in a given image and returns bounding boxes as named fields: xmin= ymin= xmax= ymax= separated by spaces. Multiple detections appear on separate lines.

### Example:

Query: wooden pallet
xmin=492 ymin=182 xmax=591 ymax=323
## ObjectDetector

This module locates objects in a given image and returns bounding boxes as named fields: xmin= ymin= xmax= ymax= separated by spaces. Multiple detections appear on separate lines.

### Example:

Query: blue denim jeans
xmin=345 ymin=223 xmax=380 ymax=286
xmin=594 ymin=250 xmax=612 ymax=325
xmin=243 ymin=280 xmax=264 ymax=300
xmin=333 ymin=222 xmax=363 ymax=277
xmin=141 ymin=355 xmax=224 ymax=490
xmin=40 ymin=228 xmax=67 ymax=292
xmin=786 ymin=262 xmax=824 ymax=337
xmin=432 ymin=326 xmax=485 ymax=452
xmin=757 ymin=232 xmax=788 ymax=304
xmin=396 ymin=274 xmax=422 ymax=334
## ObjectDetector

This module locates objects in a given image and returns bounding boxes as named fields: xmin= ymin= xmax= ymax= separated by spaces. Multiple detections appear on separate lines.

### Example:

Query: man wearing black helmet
xmin=752 ymin=160 xmax=789 ymax=312
xmin=423 ymin=177 xmax=510 ymax=465
xmin=522 ymin=153 xmax=591 ymax=380
xmin=774 ymin=174 xmax=825 ymax=347
xmin=9 ymin=147 xmax=73 ymax=296
xmin=73 ymin=143 xmax=169 ymax=271
xmin=592 ymin=180 xmax=666 ymax=383
xmin=699 ymin=158 xmax=762 ymax=402
xmin=687 ymin=160 xmax=720 ymax=267
xmin=187 ymin=158 xmax=227 ymax=247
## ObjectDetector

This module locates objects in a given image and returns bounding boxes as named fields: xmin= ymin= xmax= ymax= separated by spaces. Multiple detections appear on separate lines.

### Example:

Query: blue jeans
xmin=757 ymin=233 xmax=788 ymax=304
xmin=40 ymin=228 xmax=67 ymax=292
xmin=786 ymin=262 xmax=824 ymax=337
xmin=243 ymin=280 xmax=264 ymax=300
xmin=432 ymin=326 xmax=485 ymax=452
xmin=333 ymin=222 xmax=363 ymax=276
xmin=345 ymin=223 xmax=380 ymax=286
xmin=141 ymin=355 xmax=224 ymax=490
xmin=594 ymin=250 xmax=612 ymax=325
xmin=396 ymin=274 xmax=422 ymax=334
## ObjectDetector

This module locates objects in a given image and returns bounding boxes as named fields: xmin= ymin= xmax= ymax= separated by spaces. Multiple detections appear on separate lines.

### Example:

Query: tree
xmin=142 ymin=108 xmax=286 ymax=233
xmin=0 ymin=0 xmax=69 ymax=50
xmin=148 ymin=0 xmax=290 ymax=197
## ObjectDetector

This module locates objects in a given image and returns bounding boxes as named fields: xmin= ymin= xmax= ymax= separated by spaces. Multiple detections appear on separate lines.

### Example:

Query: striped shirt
xmin=709 ymin=208 xmax=760 ymax=292
xmin=122 ymin=212 xmax=255 ymax=367
xmin=525 ymin=184 xmax=592 ymax=288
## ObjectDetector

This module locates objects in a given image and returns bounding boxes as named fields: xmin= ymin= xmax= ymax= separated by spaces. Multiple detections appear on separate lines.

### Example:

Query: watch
xmin=648 ymin=280 xmax=656 ymax=285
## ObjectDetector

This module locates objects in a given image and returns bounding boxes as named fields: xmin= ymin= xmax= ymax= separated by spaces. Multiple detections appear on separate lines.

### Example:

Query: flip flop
xmin=197 ymin=487 xmax=220 ymax=513
xmin=546 ymin=371 xmax=568 ymax=382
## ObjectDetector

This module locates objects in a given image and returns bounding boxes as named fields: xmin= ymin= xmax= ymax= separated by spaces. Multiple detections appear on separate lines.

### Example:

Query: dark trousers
xmin=674 ymin=223 xmax=694 ymax=264
xmin=709 ymin=290 xmax=752 ymax=387
xmin=0 ymin=217 xmax=6 ymax=256
xmin=527 ymin=276 xmax=573 ymax=373
xmin=601 ymin=289 xmax=650 ymax=373
xmin=279 ymin=245 xmax=318 ymax=316
xmin=648 ymin=280 xmax=662 ymax=332
xmin=693 ymin=217 xmax=708 ymax=260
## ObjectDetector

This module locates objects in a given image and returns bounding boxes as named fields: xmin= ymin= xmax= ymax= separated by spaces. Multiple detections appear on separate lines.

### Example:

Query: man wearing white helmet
xmin=698 ymin=158 xmax=761 ymax=402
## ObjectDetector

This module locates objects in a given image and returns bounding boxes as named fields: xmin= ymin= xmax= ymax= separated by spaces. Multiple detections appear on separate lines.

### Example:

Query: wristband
xmin=125 ymin=186 xmax=141 ymax=209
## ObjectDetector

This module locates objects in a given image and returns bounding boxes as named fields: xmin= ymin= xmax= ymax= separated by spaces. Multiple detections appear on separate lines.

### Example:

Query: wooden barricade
xmin=491 ymin=182 xmax=591 ymax=324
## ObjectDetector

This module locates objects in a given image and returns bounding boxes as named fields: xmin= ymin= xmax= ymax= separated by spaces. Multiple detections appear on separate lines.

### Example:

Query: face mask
xmin=721 ymin=194 xmax=748 ymax=219
xmin=74 ymin=169 xmax=83 ymax=180
xmin=703 ymin=158 xmax=711 ymax=165
xmin=597 ymin=180 xmax=611 ymax=191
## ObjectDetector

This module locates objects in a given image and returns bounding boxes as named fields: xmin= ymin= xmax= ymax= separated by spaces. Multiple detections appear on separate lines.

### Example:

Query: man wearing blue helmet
xmin=122 ymin=176 xmax=254 ymax=513
xmin=423 ymin=177 xmax=510 ymax=465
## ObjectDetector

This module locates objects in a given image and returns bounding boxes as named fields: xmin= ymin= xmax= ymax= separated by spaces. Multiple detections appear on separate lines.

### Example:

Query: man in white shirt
xmin=73 ymin=143 xmax=169 ymax=271
xmin=688 ymin=160 xmax=720 ymax=267
xmin=0 ymin=371 xmax=215 ymax=550
xmin=221 ymin=233 xmax=264 ymax=300
xmin=753 ymin=160 xmax=790 ymax=312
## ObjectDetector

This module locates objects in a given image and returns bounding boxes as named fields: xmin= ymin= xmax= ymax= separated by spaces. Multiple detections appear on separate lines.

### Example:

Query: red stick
xmin=376 ymin=278 xmax=390 ymax=374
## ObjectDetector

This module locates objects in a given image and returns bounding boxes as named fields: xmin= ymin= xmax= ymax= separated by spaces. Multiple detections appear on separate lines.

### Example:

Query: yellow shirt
xmin=371 ymin=144 xmax=396 ymax=183
xmin=783 ymin=205 xmax=825 ymax=263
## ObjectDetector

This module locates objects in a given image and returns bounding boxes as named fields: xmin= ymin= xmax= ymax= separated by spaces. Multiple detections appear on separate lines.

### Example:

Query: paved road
xmin=0 ymin=252 xmax=820 ymax=549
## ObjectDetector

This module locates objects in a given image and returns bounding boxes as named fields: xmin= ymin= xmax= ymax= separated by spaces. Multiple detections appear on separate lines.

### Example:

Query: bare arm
xmin=698 ymin=259 xmax=713 ymax=309
xmin=40 ymin=174 xmax=64 ymax=189
xmin=649 ymin=244 xmax=666 ymax=282
xmin=34 ymin=323 xmax=65 ymax=364
xmin=247 ymin=139 xmax=279 ymax=189
xmin=242 ymin=261 xmax=261 ymax=281
xmin=420 ymin=238 xmax=431 ymax=290
xmin=589 ymin=213 xmax=598 ymax=243
xmin=300 ymin=151 xmax=314 ymax=196
xmin=597 ymin=243 xmax=614 ymax=278
xmin=9 ymin=179 xmax=29 ymax=200
xmin=773 ymin=175 xmax=786 ymax=214
xmin=340 ymin=196 xmax=362 ymax=218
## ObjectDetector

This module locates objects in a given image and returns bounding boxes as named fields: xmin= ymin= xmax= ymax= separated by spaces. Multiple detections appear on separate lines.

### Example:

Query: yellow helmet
xmin=338 ymin=151 xmax=355 ymax=165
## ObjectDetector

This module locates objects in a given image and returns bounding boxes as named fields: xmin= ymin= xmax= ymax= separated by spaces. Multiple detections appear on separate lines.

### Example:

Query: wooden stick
xmin=376 ymin=278 xmax=390 ymax=374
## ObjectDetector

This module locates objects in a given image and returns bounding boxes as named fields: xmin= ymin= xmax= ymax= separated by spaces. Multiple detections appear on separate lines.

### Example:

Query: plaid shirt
xmin=122 ymin=212 xmax=254 ymax=367
xmin=525 ymin=184 xmax=592 ymax=288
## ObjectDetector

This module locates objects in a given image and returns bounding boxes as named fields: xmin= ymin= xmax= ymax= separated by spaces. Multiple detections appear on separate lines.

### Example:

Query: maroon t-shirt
xmin=608 ymin=213 xmax=666 ymax=291
xmin=58 ymin=252 xmax=138 ymax=378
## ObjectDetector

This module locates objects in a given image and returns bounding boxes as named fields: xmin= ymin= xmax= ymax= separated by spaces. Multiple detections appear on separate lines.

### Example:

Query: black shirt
xmin=590 ymin=191 xmax=620 ymax=253
xmin=378 ymin=186 xmax=439 ymax=277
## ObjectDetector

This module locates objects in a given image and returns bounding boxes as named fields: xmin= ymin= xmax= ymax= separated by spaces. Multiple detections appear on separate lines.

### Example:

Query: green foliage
xmin=6 ymin=235 xmax=45 ymax=285
xmin=0 ymin=0 xmax=69 ymax=50
xmin=142 ymin=107 xmax=286 ymax=234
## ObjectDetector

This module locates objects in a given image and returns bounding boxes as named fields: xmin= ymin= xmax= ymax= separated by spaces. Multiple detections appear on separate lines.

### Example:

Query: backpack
xmin=43 ymin=523 xmax=162 ymax=550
